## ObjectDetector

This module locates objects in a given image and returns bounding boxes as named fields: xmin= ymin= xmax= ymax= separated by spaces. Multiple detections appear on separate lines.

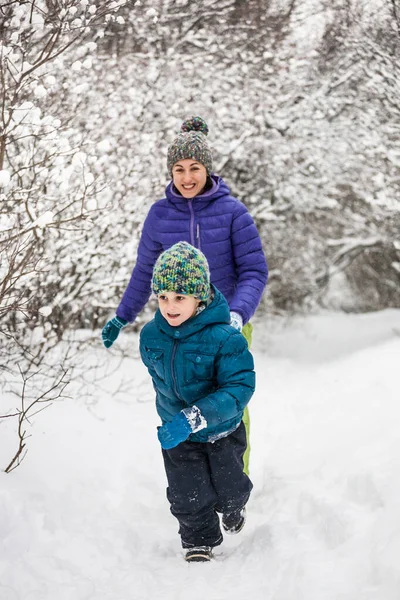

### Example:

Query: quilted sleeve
xmin=229 ymin=203 xmax=268 ymax=324
xmin=192 ymin=331 xmax=255 ymax=427
xmin=116 ymin=206 xmax=163 ymax=322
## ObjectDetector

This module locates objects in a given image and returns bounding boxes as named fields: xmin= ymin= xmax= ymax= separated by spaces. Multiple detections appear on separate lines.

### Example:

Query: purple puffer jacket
xmin=116 ymin=175 xmax=268 ymax=324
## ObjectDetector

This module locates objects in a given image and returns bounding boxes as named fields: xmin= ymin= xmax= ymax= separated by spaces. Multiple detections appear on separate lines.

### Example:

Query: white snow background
xmin=1 ymin=310 xmax=399 ymax=600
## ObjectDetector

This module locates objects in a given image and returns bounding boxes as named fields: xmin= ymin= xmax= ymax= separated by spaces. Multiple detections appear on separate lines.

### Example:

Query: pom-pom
xmin=181 ymin=116 xmax=209 ymax=136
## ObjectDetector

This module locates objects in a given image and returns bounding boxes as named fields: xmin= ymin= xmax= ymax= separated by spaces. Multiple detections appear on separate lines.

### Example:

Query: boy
xmin=139 ymin=241 xmax=255 ymax=562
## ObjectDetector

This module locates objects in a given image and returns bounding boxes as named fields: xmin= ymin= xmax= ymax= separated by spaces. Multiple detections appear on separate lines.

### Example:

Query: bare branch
xmin=3 ymin=364 xmax=70 ymax=473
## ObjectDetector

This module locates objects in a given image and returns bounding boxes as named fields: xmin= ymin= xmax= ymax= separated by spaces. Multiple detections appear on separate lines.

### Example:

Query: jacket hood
xmin=154 ymin=285 xmax=230 ymax=340
xmin=165 ymin=175 xmax=231 ymax=208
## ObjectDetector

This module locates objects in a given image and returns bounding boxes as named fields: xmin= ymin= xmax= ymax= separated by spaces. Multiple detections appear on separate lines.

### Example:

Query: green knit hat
xmin=152 ymin=242 xmax=210 ymax=301
xmin=167 ymin=116 xmax=213 ymax=177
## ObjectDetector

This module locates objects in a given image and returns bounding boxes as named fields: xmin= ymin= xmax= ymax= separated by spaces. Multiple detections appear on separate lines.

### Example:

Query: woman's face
xmin=172 ymin=159 xmax=207 ymax=198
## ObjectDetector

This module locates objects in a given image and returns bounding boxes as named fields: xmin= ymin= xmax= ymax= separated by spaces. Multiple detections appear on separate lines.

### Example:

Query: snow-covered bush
xmin=1 ymin=0 xmax=400 ymax=355
xmin=86 ymin=0 xmax=400 ymax=315
xmin=0 ymin=0 xmax=132 ymax=471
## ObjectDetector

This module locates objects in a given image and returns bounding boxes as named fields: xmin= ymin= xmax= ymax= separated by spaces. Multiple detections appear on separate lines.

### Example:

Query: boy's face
xmin=157 ymin=291 xmax=200 ymax=327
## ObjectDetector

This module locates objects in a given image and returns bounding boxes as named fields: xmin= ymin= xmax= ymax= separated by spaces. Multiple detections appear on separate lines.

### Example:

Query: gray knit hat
xmin=167 ymin=116 xmax=213 ymax=177
xmin=152 ymin=242 xmax=210 ymax=302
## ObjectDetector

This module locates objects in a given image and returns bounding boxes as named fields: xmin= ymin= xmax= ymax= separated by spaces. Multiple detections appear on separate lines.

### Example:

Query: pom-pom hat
xmin=167 ymin=116 xmax=213 ymax=177
xmin=151 ymin=242 xmax=210 ymax=302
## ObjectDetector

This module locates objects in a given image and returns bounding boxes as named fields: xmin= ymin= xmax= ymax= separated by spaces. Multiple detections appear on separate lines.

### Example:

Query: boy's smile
xmin=158 ymin=291 xmax=200 ymax=327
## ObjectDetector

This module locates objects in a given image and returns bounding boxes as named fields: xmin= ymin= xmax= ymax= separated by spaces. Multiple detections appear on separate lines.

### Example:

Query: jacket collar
xmin=164 ymin=175 xmax=230 ymax=210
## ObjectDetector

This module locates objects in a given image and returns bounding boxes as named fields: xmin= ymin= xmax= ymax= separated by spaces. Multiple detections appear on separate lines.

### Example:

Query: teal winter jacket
xmin=139 ymin=286 xmax=255 ymax=442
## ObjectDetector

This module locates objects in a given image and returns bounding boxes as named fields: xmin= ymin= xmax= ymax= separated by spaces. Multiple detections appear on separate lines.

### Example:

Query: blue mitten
xmin=158 ymin=413 xmax=192 ymax=450
xmin=158 ymin=407 xmax=207 ymax=450
xmin=230 ymin=311 xmax=243 ymax=332
xmin=101 ymin=316 xmax=128 ymax=348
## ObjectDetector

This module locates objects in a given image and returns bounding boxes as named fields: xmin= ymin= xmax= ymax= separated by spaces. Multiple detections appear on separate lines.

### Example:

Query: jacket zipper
xmin=197 ymin=223 xmax=201 ymax=250
xmin=188 ymin=200 xmax=196 ymax=247
xmin=171 ymin=340 xmax=183 ymax=401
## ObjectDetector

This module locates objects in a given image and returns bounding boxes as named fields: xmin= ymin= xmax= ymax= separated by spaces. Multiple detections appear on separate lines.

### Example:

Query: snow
xmin=0 ymin=170 xmax=11 ymax=188
xmin=34 ymin=85 xmax=47 ymax=99
xmin=72 ymin=151 xmax=87 ymax=167
xmin=1 ymin=310 xmax=400 ymax=600
xmin=82 ymin=58 xmax=93 ymax=70
xmin=71 ymin=60 xmax=83 ymax=71
xmin=28 ymin=210 xmax=54 ymax=229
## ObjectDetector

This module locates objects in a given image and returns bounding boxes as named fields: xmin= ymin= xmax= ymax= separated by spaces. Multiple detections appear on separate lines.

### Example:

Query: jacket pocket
xmin=146 ymin=349 xmax=165 ymax=381
xmin=183 ymin=352 xmax=215 ymax=384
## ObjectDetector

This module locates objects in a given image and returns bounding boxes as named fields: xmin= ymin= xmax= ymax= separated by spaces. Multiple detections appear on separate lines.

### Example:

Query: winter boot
xmin=185 ymin=546 xmax=213 ymax=563
xmin=222 ymin=507 xmax=246 ymax=535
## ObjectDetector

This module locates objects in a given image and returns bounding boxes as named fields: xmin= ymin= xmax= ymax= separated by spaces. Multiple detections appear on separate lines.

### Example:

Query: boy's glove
xmin=158 ymin=413 xmax=192 ymax=450
xmin=230 ymin=311 xmax=243 ymax=332
xmin=101 ymin=316 xmax=128 ymax=348
xmin=158 ymin=406 xmax=207 ymax=450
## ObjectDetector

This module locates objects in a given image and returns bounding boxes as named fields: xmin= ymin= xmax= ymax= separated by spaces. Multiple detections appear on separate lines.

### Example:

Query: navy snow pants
xmin=161 ymin=421 xmax=253 ymax=549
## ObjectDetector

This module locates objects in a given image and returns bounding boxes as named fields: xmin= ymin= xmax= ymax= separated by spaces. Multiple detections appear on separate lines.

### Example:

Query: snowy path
xmin=1 ymin=310 xmax=399 ymax=600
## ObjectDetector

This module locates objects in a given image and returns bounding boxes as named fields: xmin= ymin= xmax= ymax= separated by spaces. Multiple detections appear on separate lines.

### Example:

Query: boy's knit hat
xmin=167 ymin=116 xmax=213 ymax=177
xmin=152 ymin=242 xmax=210 ymax=301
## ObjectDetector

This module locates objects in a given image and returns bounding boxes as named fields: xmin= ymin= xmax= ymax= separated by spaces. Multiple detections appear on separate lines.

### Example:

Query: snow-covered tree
xmin=0 ymin=0 xmax=132 ymax=471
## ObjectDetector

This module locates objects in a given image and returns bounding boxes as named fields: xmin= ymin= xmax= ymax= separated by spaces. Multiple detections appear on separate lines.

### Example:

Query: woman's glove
xmin=101 ymin=316 xmax=128 ymax=348
xmin=158 ymin=406 xmax=207 ymax=450
xmin=230 ymin=311 xmax=243 ymax=332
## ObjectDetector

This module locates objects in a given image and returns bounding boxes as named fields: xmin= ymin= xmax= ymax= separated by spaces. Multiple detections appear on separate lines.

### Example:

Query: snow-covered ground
xmin=1 ymin=310 xmax=399 ymax=600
